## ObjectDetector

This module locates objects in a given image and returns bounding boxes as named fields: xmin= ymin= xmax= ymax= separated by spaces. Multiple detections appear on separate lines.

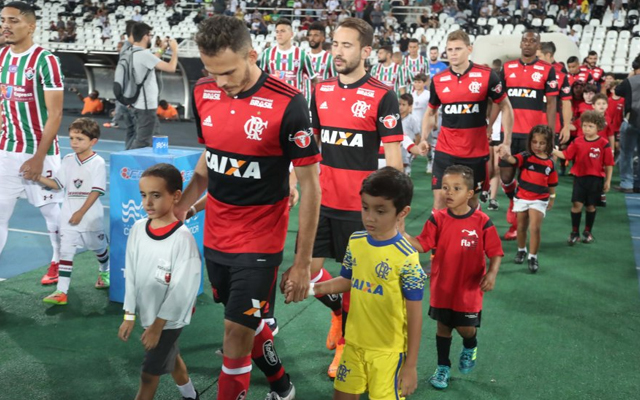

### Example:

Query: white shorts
xmin=60 ymin=229 xmax=109 ymax=253
xmin=0 ymin=150 xmax=63 ymax=207
xmin=513 ymin=197 xmax=548 ymax=217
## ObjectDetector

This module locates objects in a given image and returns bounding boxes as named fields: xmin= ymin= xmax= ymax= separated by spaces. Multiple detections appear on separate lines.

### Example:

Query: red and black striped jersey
xmin=311 ymin=74 xmax=403 ymax=219
xmin=553 ymin=62 xmax=572 ymax=133
xmin=501 ymin=58 xmax=558 ymax=137
xmin=563 ymin=136 xmax=614 ymax=178
xmin=429 ymin=62 xmax=506 ymax=159
xmin=192 ymin=73 xmax=321 ymax=267
xmin=568 ymin=71 xmax=591 ymax=86
xmin=579 ymin=64 xmax=605 ymax=86
xmin=513 ymin=152 xmax=558 ymax=201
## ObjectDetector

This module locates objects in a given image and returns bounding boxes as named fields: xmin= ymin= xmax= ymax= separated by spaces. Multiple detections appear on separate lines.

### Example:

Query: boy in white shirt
xmin=39 ymin=118 xmax=109 ymax=305
xmin=399 ymin=93 xmax=426 ymax=175
xmin=118 ymin=163 xmax=201 ymax=400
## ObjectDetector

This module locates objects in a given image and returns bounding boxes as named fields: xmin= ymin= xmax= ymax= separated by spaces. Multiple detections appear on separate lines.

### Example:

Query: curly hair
xmin=195 ymin=15 xmax=251 ymax=57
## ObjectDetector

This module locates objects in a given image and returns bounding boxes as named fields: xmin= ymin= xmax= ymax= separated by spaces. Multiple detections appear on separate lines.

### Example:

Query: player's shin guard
xmin=218 ymin=355 xmax=252 ymax=400
xmin=501 ymin=180 xmax=517 ymax=200
xmin=252 ymin=320 xmax=289 ymax=394
xmin=95 ymin=248 xmax=109 ymax=272
xmin=39 ymin=203 xmax=61 ymax=263
xmin=311 ymin=268 xmax=342 ymax=313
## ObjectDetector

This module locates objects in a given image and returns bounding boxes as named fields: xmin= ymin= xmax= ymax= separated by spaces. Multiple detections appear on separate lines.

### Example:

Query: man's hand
xmin=289 ymin=186 xmax=299 ymax=208
xmin=141 ymin=326 xmax=162 ymax=350
xmin=417 ymin=140 xmax=430 ymax=155
xmin=480 ymin=271 xmax=497 ymax=292
xmin=20 ymin=156 xmax=44 ymax=181
xmin=118 ymin=320 xmax=135 ymax=342
xmin=279 ymin=263 xmax=310 ymax=304
xmin=559 ymin=126 xmax=570 ymax=144
xmin=69 ymin=210 xmax=85 ymax=225
xmin=398 ymin=365 xmax=418 ymax=397
xmin=496 ymin=143 xmax=511 ymax=159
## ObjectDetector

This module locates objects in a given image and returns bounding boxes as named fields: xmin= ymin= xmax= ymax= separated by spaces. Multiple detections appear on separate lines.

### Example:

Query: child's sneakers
xmin=95 ymin=271 xmax=110 ymax=289
xmin=487 ymin=199 xmax=499 ymax=211
xmin=514 ymin=250 xmax=527 ymax=264
xmin=528 ymin=257 xmax=539 ymax=274
xmin=40 ymin=262 xmax=59 ymax=285
xmin=429 ymin=365 xmax=451 ymax=389
xmin=182 ymin=391 xmax=199 ymax=400
xmin=265 ymin=379 xmax=295 ymax=400
xmin=328 ymin=343 xmax=345 ymax=378
xmin=43 ymin=290 xmax=68 ymax=305
xmin=567 ymin=232 xmax=581 ymax=246
xmin=459 ymin=346 xmax=477 ymax=374
xmin=582 ymin=231 xmax=594 ymax=244
xmin=326 ymin=313 xmax=343 ymax=350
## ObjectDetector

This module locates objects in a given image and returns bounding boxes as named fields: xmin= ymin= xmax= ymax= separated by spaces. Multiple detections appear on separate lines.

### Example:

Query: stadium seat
xmin=477 ymin=17 xmax=487 ymax=26
xmin=487 ymin=17 xmax=498 ymax=27
xmin=543 ymin=18 xmax=554 ymax=29
xmin=531 ymin=18 xmax=542 ymax=28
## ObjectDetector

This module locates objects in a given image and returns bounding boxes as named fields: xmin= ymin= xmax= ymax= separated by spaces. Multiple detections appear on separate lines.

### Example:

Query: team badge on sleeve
xmin=379 ymin=114 xmax=399 ymax=129
xmin=289 ymin=129 xmax=313 ymax=148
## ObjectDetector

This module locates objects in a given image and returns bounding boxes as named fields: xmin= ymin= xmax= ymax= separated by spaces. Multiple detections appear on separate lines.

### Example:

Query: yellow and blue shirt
xmin=341 ymin=231 xmax=426 ymax=353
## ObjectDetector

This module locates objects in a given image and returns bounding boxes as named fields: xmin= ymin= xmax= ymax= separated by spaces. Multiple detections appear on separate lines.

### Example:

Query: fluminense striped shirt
xmin=308 ymin=50 xmax=336 ymax=81
xmin=403 ymin=55 xmax=429 ymax=82
xmin=370 ymin=62 xmax=408 ymax=94
xmin=0 ymin=44 xmax=64 ymax=155
xmin=259 ymin=45 xmax=316 ymax=102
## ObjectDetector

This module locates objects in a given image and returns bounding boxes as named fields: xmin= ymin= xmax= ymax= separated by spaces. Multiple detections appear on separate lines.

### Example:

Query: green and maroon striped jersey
xmin=403 ymin=55 xmax=429 ymax=82
xmin=259 ymin=45 xmax=316 ymax=102
xmin=370 ymin=62 xmax=408 ymax=95
xmin=308 ymin=50 xmax=336 ymax=81
xmin=0 ymin=45 xmax=64 ymax=155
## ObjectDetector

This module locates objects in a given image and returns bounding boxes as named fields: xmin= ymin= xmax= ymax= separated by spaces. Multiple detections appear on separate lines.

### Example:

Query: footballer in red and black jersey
xmin=513 ymin=152 xmax=558 ymax=201
xmin=568 ymin=70 xmax=591 ymax=86
xmin=579 ymin=64 xmax=605 ymax=87
xmin=563 ymin=136 xmax=614 ymax=178
xmin=429 ymin=62 xmax=506 ymax=159
xmin=192 ymin=72 xmax=321 ymax=267
xmin=501 ymin=58 xmax=559 ymax=138
xmin=552 ymin=62 xmax=572 ymax=133
xmin=311 ymin=74 xmax=403 ymax=220
xmin=416 ymin=208 xmax=503 ymax=313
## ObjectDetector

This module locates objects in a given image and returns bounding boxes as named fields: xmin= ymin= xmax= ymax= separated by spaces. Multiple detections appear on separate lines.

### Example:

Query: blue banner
xmin=109 ymin=148 xmax=204 ymax=303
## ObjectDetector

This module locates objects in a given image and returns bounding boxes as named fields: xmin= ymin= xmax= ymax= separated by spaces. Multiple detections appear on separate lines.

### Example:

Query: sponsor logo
xmin=121 ymin=199 xmax=145 ymax=223
xmin=0 ymin=85 xmax=33 ymax=102
xmin=336 ymin=363 xmax=351 ymax=382
xmin=244 ymin=116 xmax=268 ymax=141
xmin=321 ymin=129 xmax=364 ymax=147
xmin=319 ymin=101 xmax=328 ymax=109
xmin=589 ymin=147 xmax=601 ymax=158
xmin=203 ymin=89 xmax=221 ymax=100
xmin=443 ymin=104 xmax=480 ymax=114
xmin=73 ymin=179 xmax=83 ymax=188
xmin=508 ymin=63 xmax=518 ymax=68
xmin=531 ymin=72 xmax=543 ymax=82
xmin=375 ymin=261 xmax=391 ymax=280
xmin=461 ymin=228 xmax=478 ymax=248
xmin=249 ymin=96 xmax=273 ymax=109
xmin=206 ymin=151 xmax=262 ymax=179
xmin=236 ymin=391 xmax=246 ymax=400
xmin=263 ymin=340 xmax=279 ymax=366
xmin=465 ymin=313 xmax=478 ymax=318
xmin=379 ymin=114 xmax=399 ymax=129
xmin=202 ymin=115 xmax=213 ymax=127
xmin=243 ymin=299 xmax=267 ymax=317
xmin=357 ymin=88 xmax=375 ymax=97
xmin=289 ymin=129 xmax=313 ymax=148
xmin=439 ymin=75 xmax=452 ymax=81
xmin=120 ymin=167 xmax=144 ymax=180
xmin=462 ymin=229 xmax=479 ymax=238
xmin=534 ymin=65 xmax=545 ymax=71
xmin=351 ymin=100 xmax=370 ymax=118
xmin=8 ymin=65 xmax=17 ymax=73
xmin=509 ymin=73 xmax=517 ymax=78
xmin=351 ymin=278 xmax=384 ymax=295
xmin=492 ymin=82 xmax=502 ymax=93
xmin=508 ymin=88 xmax=537 ymax=98
xmin=442 ymin=87 xmax=451 ymax=93
xmin=320 ymin=84 xmax=335 ymax=92
xmin=469 ymin=81 xmax=482 ymax=94
xmin=469 ymin=72 xmax=483 ymax=78
xmin=529 ymin=165 xmax=535 ymax=170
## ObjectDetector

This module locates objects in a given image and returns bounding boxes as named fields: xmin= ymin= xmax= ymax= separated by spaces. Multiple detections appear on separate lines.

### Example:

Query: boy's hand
xmin=398 ymin=365 xmax=418 ymax=397
xmin=118 ymin=320 xmax=134 ymax=342
xmin=603 ymin=182 xmax=610 ymax=193
xmin=288 ymin=186 xmax=299 ymax=208
xmin=141 ymin=326 xmax=162 ymax=350
xmin=480 ymin=271 xmax=497 ymax=292
xmin=69 ymin=210 xmax=85 ymax=225
xmin=547 ymin=199 xmax=554 ymax=210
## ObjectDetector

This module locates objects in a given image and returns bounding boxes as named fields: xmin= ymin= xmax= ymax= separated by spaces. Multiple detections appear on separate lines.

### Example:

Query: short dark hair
xmin=567 ymin=56 xmax=579 ymax=64
xmin=523 ymin=28 xmax=540 ymax=39
xmin=540 ymin=41 xmax=556 ymax=56
xmin=580 ymin=110 xmax=606 ymax=131
xmin=195 ymin=15 xmax=252 ymax=57
xmin=409 ymin=38 xmax=419 ymax=44
xmin=141 ymin=163 xmax=183 ymax=194
xmin=399 ymin=93 xmax=414 ymax=105
xmin=379 ymin=45 xmax=393 ymax=54
xmin=588 ymin=50 xmax=598 ymax=57
xmin=3 ymin=2 xmax=37 ymax=21
xmin=132 ymin=22 xmax=152 ymax=42
xmin=429 ymin=46 xmax=439 ymax=51
xmin=413 ymin=73 xmax=428 ymax=82
xmin=125 ymin=20 xmax=136 ymax=37
xmin=275 ymin=18 xmax=292 ymax=28
xmin=336 ymin=17 xmax=374 ymax=48
xmin=605 ymin=72 xmax=615 ymax=79
xmin=492 ymin=58 xmax=502 ymax=67
xmin=308 ymin=21 xmax=325 ymax=35
xmin=69 ymin=117 xmax=100 ymax=140
xmin=443 ymin=165 xmax=474 ymax=191
xmin=360 ymin=167 xmax=413 ymax=214
xmin=583 ymin=84 xmax=597 ymax=94
xmin=592 ymin=93 xmax=608 ymax=105
xmin=527 ymin=125 xmax=554 ymax=156
xmin=159 ymin=99 xmax=168 ymax=108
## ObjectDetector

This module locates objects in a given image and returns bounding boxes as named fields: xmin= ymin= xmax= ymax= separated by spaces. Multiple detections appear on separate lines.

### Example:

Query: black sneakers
xmin=528 ymin=257 xmax=539 ymax=273
xmin=567 ymin=232 xmax=580 ymax=246
xmin=514 ymin=250 xmax=527 ymax=264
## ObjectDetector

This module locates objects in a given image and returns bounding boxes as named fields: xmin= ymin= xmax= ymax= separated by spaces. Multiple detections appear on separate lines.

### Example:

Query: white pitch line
xmin=633 ymin=237 xmax=640 ymax=240
xmin=625 ymin=196 xmax=640 ymax=200
xmin=8 ymin=228 xmax=50 ymax=236
xmin=0 ymin=278 xmax=6 ymax=282
xmin=629 ymin=214 xmax=640 ymax=218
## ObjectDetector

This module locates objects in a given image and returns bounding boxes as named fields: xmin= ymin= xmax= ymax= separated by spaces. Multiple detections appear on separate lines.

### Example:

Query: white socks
xmin=177 ymin=378 xmax=197 ymax=399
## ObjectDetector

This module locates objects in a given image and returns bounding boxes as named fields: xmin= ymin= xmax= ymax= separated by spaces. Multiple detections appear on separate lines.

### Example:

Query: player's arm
xmin=552 ymin=148 xmax=566 ymax=159
xmin=496 ymin=97 xmax=514 ymax=157
xmin=480 ymin=255 xmax=501 ymax=292
xmin=560 ymin=98 xmax=572 ymax=144
xmin=383 ymin=141 xmax=403 ymax=171
xmin=120 ymin=228 xmax=138 ymax=342
xmin=500 ymin=153 xmax=517 ymax=165
xmin=185 ymin=195 xmax=206 ymax=220
xmin=69 ymin=191 xmax=101 ymax=225
xmin=312 ymin=276 xmax=351 ymax=295
xmin=175 ymin=150 xmax=208 ymax=220
xmin=604 ymin=165 xmax=613 ymax=193
xmin=154 ymin=39 xmax=179 ymax=73
xmin=547 ymin=186 xmax=556 ymax=210
xmin=546 ymin=95 xmax=558 ymax=132
xmin=21 ymin=90 xmax=63 ymax=181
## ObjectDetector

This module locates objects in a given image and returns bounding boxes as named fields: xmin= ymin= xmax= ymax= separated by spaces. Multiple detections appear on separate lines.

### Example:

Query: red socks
xmin=218 ymin=355 xmax=251 ymax=400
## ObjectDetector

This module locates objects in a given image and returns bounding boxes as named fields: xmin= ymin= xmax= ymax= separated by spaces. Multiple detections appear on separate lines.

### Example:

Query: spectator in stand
xmin=385 ymin=11 xmax=398 ymax=30
xmin=370 ymin=3 xmax=385 ymax=32
xmin=194 ymin=9 xmax=205 ymax=24
xmin=56 ymin=15 xmax=65 ymax=31
xmin=399 ymin=32 xmax=410 ymax=55
xmin=327 ymin=0 xmax=340 ymax=12
xmin=67 ymin=16 xmax=77 ymax=32
xmin=48 ymin=20 xmax=57 ymax=31
xmin=133 ymin=9 xmax=143 ymax=22
xmin=354 ymin=0 xmax=366 ymax=19
xmin=157 ymin=100 xmax=179 ymax=121
xmin=419 ymin=9 xmax=429 ymax=28
xmin=70 ymin=88 xmax=104 ymax=115
xmin=429 ymin=46 xmax=448 ymax=77
xmin=433 ymin=0 xmax=444 ymax=14
xmin=338 ymin=9 xmax=349 ymax=23
xmin=64 ymin=26 xmax=77 ymax=43
xmin=101 ymin=21 xmax=112 ymax=43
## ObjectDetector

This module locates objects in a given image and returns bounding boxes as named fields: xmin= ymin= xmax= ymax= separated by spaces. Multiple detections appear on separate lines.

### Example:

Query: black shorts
xmin=432 ymin=151 xmax=489 ymax=193
xmin=311 ymin=212 xmax=364 ymax=262
xmin=142 ymin=328 xmax=182 ymax=376
xmin=206 ymin=260 xmax=279 ymax=330
xmin=572 ymin=176 xmax=604 ymax=206
xmin=498 ymin=137 xmax=528 ymax=167
xmin=429 ymin=307 xmax=482 ymax=328
xmin=489 ymin=131 xmax=504 ymax=147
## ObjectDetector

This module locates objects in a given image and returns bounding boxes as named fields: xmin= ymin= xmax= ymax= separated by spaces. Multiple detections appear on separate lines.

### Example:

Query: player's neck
xmin=449 ymin=204 xmax=471 ymax=216
xmin=240 ymin=65 xmax=263 ymax=93
xmin=520 ymin=55 xmax=537 ymax=64
xmin=414 ymin=87 xmax=424 ymax=95
xmin=310 ymin=47 xmax=323 ymax=55
xmin=409 ymin=53 xmax=418 ymax=60
xmin=382 ymin=60 xmax=392 ymax=67
xmin=450 ymin=60 xmax=470 ymax=75
xmin=149 ymin=213 xmax=178 ymax=228
xmin=278 ymin=42 xmax=293 ymax=51
xmin=584 ymin=133 xmax=599 ymax=141
xmin=339 ymin=66 xmax=366 ymax=85
xmin=400 ymin=111 xmax=409 ymax=119
xmin=10 ymin=39 xmax=34 ymax=54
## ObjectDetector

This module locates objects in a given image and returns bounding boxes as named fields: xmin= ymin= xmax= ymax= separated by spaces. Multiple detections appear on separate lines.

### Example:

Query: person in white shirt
xmin=119 ymin=163 xmax=201 ymax=400
xmin=410 ymin=72 xmax=430 ymax=125
xmin=399 ymin=93 xmax=427 ymax=175
xmin=39 ymin=118 xmax=110 ymax=306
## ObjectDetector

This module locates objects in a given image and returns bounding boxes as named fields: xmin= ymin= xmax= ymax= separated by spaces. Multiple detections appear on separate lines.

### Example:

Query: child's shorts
xmin=142 ymin=328 xmax=182 ymax=376
xmin=572 ymin=176 xmax=603 ymax=206
xmin=429 ymin=307 xmax=482 ymax=328
xmin=513 ymin=197 xmax=549 ymax=217
xmin=333 ymin=342 xmax=406 ymax=400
